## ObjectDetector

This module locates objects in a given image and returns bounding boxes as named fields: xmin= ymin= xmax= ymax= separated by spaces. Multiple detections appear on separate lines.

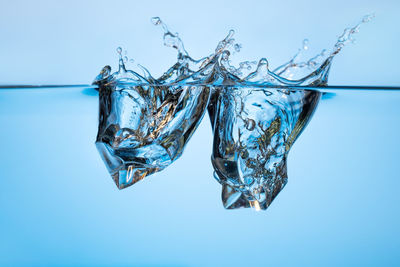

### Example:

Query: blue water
xmin=0 ymin=87 xmax=399 ymax=266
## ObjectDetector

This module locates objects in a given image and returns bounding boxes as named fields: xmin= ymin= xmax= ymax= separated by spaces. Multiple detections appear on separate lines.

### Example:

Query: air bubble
xmin=245 ymin=119 xmax=256 ymax=131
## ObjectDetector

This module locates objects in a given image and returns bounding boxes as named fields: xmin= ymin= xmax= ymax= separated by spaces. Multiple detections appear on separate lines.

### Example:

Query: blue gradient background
xmin=0 ymin=0 xmax=400 ymax=266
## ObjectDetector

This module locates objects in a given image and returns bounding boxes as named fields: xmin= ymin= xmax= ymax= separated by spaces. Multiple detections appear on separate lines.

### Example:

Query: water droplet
xmin=234 ymin=43 xmax=242 ymax=52
xmin=302 ymin=39 xmax=309 ymax=50
xmin=116 ymin=47 xmax=122 ymax=54
xmin=151 ymin=17 xmax=161 ymax=25
xmin=362 ymin=13 xmax=375 ymax=23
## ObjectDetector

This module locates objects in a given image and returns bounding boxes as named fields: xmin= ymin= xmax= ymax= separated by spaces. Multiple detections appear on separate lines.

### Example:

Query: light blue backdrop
xmin=0 ymin=0 xmax=399 ymax=266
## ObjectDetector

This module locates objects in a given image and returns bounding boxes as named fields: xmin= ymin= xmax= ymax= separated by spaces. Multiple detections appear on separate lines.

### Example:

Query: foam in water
xmin=93 ymin=15 xmax=373 ymax=208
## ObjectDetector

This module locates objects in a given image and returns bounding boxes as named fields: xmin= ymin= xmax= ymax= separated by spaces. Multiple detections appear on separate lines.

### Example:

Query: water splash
xmin=93 ymin=15 xmax=373 ymax=209
xmin=94 ymin=14 xmax=373 ymax=87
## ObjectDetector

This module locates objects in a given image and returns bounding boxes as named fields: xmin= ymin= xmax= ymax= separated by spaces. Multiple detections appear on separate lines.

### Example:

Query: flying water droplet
xmin=244 ymin=119 xmax=256 ymax=131
xmin=302 ymin=39 xmax=309 ymax=50
xmin=151 ymin=17 xmax=162 ymax=25
xmin=234 ymin=43 xmax=242 ymax=52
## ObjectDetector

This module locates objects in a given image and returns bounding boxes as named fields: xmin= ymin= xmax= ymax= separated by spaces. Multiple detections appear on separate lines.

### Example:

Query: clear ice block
xmin=209 ymin=87 xmax=321 ymax=210
xmin=96 ymin=83 xmax=210 ymax=189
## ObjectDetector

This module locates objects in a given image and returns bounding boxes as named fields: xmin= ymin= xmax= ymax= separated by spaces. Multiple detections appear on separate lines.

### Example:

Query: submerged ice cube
xmin=95 ymin=82 xmax=210 ymax=189
xmin=210 ymin=87 xmax=321 ymax=210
